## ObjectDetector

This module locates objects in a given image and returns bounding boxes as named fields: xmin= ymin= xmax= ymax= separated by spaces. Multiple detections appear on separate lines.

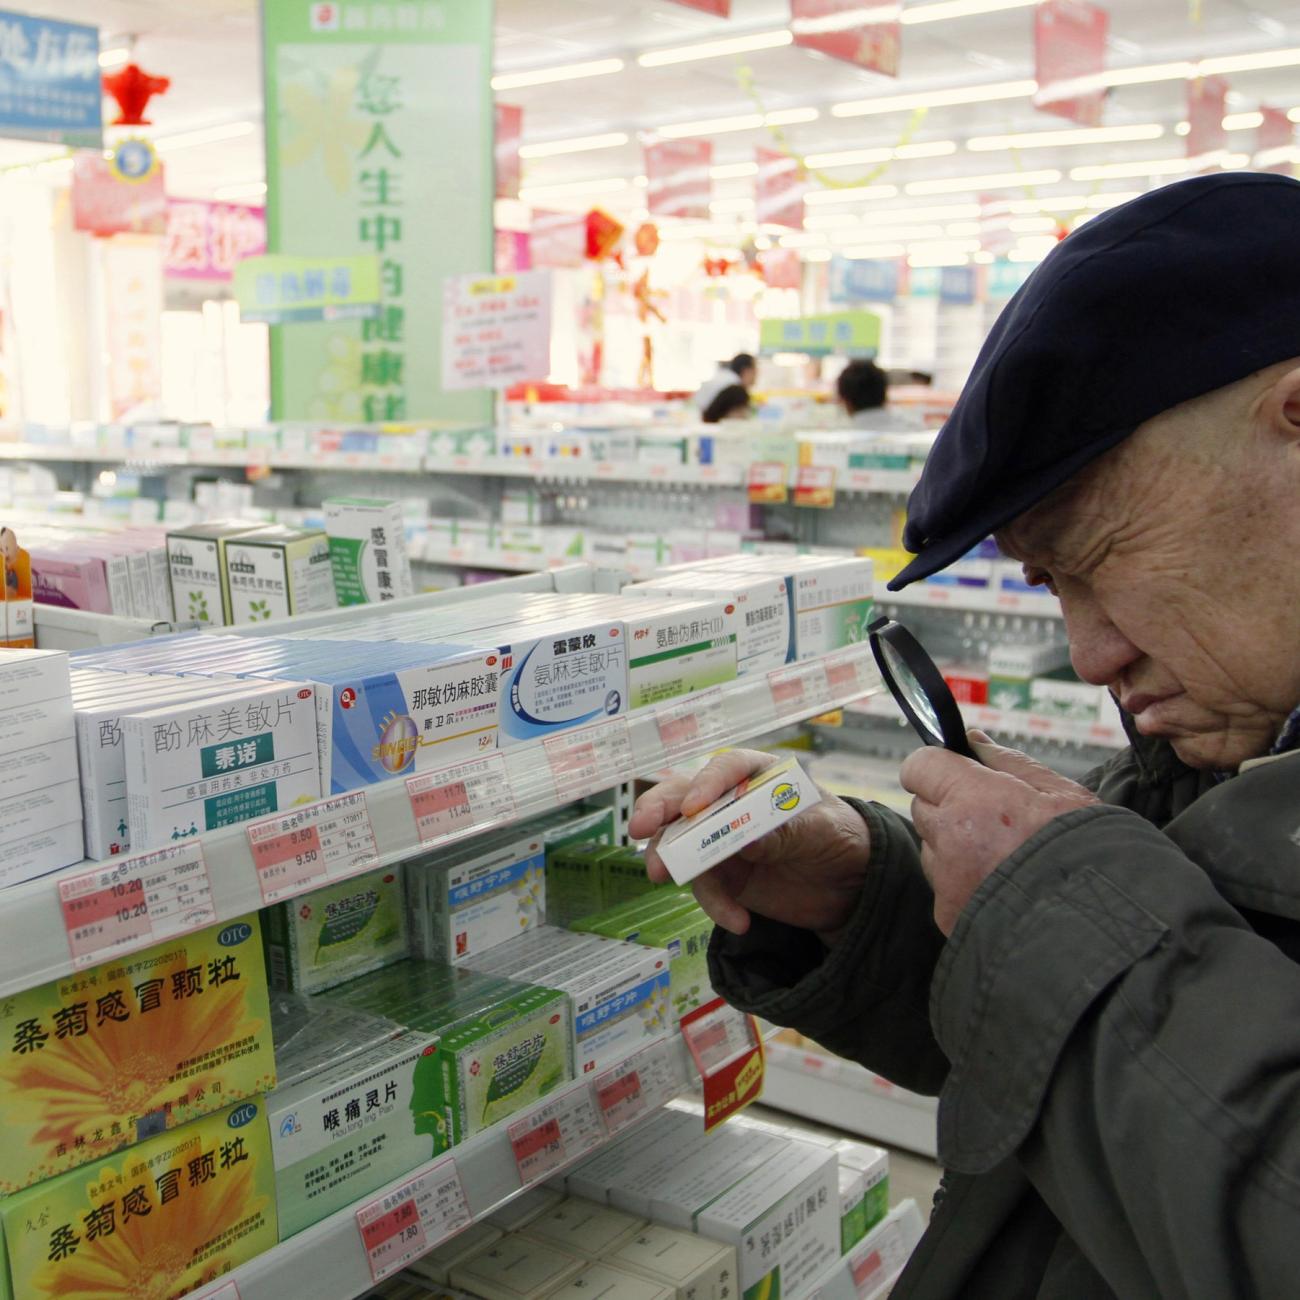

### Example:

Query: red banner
xmin=495 ymin=228 xmax=531 ymax=273
xmin=1187 ymin=76 xmax=1228 ymax=160
xmin=164 ymin=200 xmax=265 ymax=281
xmin=1034 ymin=0 xmax=1108 ymax=126
xmin=756 ymin=147 xmax=805 ymax=230
xmin=758 ymin=247 xmax=802 ymax=289
xmin=646 ymin=138 xmax=712 ymax=220
xmin=791 ymin=0 xmax=901 ymax=76
xmin=668 ymin=0 xmax=730 ymax=11
xmin=1255 ymin=106 xmax=1295 ymax=175
xmin=495 ymin=102 xmax=522 ymax=200
xmin=529 ymin=210 xmax=586 ymax=268
xmin=72 ymin=149 xmax=166 ymax=237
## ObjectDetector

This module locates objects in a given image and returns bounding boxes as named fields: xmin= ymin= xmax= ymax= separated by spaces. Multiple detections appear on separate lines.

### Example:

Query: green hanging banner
xmin=261 ymin=0 xmax=494 ymax=423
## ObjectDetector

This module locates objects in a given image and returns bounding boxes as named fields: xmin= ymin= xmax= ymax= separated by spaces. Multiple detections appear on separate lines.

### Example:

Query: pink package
xmin=29 ymin=549 xmax=113 ymax=613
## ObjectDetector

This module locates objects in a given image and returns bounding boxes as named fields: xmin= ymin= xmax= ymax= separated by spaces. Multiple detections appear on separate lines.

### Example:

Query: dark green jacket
xmin=709 ymin=735 xmax=1300 ymax=1299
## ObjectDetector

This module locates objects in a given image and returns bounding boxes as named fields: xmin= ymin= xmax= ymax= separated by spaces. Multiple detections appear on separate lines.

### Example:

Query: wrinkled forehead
xmin=994 ymin=460 xmax=1115 ymax=568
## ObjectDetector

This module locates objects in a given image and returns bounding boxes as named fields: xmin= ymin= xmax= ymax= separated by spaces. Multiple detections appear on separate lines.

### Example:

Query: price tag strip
xmin=191 ymin=1283 xmax=241 ymax=1300
xmin=768 ymin=663 xmax=832 ymax=716
xmin=245 ymin=791 xmax=378 ymax=905
xmin=543 ymin=717 xmax=633 ymax=803
xmin=508 ymin=1083 xmax=608 ymax=1186
xmin=594 ymin=1042 xmax=682 ymax=1135
xmin=746 ymin=461 xmax=788 ymax=504
xmin=59 ymin=842 xmax=215 ymax=970
xmin=407 ymin=753 xmax=516 ymax=846
xmin=654 ymin=686 xmax=726 ymax=762
xmin=793 ymin=464 xmax=836 ymax=509
xmin=680 ymin=998 xmax=766 ymax=1133
xmin=356 ymin=1158 xmax=471 ymax=1284
xmin=823 ymin=647 xmax=877 ymax=702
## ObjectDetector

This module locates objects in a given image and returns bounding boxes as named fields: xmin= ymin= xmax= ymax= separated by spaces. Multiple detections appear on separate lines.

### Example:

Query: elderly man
xmin=630 ymin=173 xmax=1300 ymax=1299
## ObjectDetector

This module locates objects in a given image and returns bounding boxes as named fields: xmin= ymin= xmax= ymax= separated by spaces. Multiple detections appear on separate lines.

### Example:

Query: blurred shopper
xmin=837 ymin=358 xmax=920 ymax=430
xmin=695 ymin=352 xmax=757 ymax=414
xmin=700 ymin=383 xmax=752 ymax=423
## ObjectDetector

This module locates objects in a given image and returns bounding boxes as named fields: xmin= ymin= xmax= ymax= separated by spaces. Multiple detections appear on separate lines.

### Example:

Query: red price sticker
xmin=357 ymin=1183 xmax=427 ymax=1283
xmin=407 ymin=754 xmax=514 ymax=846
xmin=746 ymin=461 xmax=788 ymax=504
xmin=544 ymin=718 xmax=633 ymax=802
xmin=793 ymin=465 xmax=836 ymax=509
xmin=768 ymin=667 xmax=806 ymax=713
xmin=246 ymin=792 xmax=378 ymax=905
xmin=508 ymin=1086 xmax=607 ymax=1185
xmin=593 ymin=1042 xmax=680 ymax=1134
xmin=59 ymin=843 xmax=214 ymax=969
xmin=654 ymin=686 xmax=725 ymax=761
xmin=824 ymin=648 xmax=874 ymax=701
xmin=680 ymin=998 xmax=765 ymax=1132
xmin=511 ymin=1116 xmax=564 ymax=1182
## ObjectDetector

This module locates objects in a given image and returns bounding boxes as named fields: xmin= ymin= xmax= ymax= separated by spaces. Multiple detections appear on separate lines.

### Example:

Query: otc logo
xmin=228 ymin=1102 xmax=260 ymax=1129
xmin=771 ymin=781 xmax=802 ymax=813
xmin=218 ymin=922 xmax=253 ymax=948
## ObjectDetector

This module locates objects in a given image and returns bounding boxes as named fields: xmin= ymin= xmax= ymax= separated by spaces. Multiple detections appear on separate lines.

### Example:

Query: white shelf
xmin=0 ymin=645 xmax=883 ymax=1000
xmin=876 ymin=581 xmax=1063 ymax=618
xmin=848 ymin=692 xmax=1127 ymax=749
xmin=195 ymin=1037 xmax=709 ymax=1300
xmin=763 ymin=1040 xmax=938 ymax=1159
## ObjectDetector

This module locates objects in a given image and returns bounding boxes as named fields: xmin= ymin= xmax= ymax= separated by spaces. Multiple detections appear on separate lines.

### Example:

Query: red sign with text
xmin=72 ymin=152 xmax=166 ymax=236
xmin=1256 ymin=105 xmax=1294 ymax=174
xmin=1187 ymin=76 xmax=1228 ymax=160
xmin=791 ymin=0 xmax=901 ymax=76
xmin=496 ymin=102 xmax=522 ymax=200
xmin=1033 ymin=0 xmax=1108 ymax=127
xmin=646 ymin=139 xmax=712 ymax=220
xmin=681 ymin=999 xmax=766 ymax=1132
xmin=756 ymin=147 xmax=805 ymax=231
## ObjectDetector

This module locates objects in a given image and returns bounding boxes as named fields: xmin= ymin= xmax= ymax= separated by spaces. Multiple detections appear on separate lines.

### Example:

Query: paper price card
xmin=594 ymin=1043 xmax=681 ymax=1135
xmin=746 ymin=461 xmax=788 ymax=504
xmin=769 ymin=663 xmax=831 ymax=716
xmin=59 ymin=842 xmax=215 ymax=970
xmin=509 ymin=1085 xmax=607 ymax=1185
xmin=407 ymin=754 xmax=515 ymax=845
xmin=680 ymin=998 xmax=766 ymax=1132
xmin=246 ymin=791 xmax=378 ymax=904
xmin=823 ymin=648 xmax=877 ymax=702
xmin=654 ymin=686 xmax=725 ymax=761
xmin=544 ymin=717 xmax=633 ymax=802
xmin=793 ymin=465 xmax=836 ymax=509
xmin=357 ymin=1180 xmax=427 ymax=1282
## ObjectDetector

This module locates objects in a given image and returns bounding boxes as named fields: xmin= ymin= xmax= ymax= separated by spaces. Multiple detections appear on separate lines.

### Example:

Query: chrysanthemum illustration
xmin=278 ymin=62 xmax=368 ymax=194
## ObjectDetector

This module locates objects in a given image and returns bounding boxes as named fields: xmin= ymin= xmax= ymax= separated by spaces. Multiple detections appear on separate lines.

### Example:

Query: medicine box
xmin=547 ymin=1263 xmax=675 ymax=1300
xmin=695 ymin=1142 xmax=840 ymax=1300
xmin=28 ymin=548 xmax=113 ymax=614
xmin=449 ymin=1235 xmax=585 ymax=1299
xmin=623 ymin=598 xmax=738 ymax=710
xmin=0 ymin=649 xmax=75 ymax=804
xmin=167 ymin=520 xmax=261 ymax=625
xmin=122 ymin=681 xmax=322 ymax=851
xmin=563 ymin=1109 xmax=701 ymax=1202
xmin=987 ymin=641 xmax=1073 ymax=711
xmin=324 ymin=497 xmax=414 ymax=605
xmin=604 ymin=1224 xmax=738 ymax=1300
xmin=1030 ymin=669 xmax=1111 ymax=722
xmin=223 ymin=524 xmax=338 ymax=624
xmin=405 ymin=1220 xmax=504 ymax=1284
xmin=655 ymin=757 xmax=821 ymax=886
xmin=264 ymin=864 xmax=409 ymax=993
xmin=0 ymin=1097 xmax=278 ymax=1300
xmin=485 ymin=1185 xmax=564 ymax=1233
xmin=834 ymin=1140 xmax=890 ymax=1236
xmin=0 ymin=914 xmax=274 ymax=1194
xmin=520 ymin=1196 xmax=646 ymax=1259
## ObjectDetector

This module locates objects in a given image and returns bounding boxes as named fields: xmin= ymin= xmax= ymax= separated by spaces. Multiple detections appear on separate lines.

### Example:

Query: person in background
xmin=700 ymin=383 xmax=751 ymax=424
xmin=695 ymin=352 xmax=758 ymax=415
xmin=837 ymin=358 xmax=920 ymax=430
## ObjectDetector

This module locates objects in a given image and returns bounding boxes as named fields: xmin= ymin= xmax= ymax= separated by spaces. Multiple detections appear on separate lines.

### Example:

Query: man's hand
xmin=629 ymin=748 xmax=872 ymax=945
xmin=900 ymin=731 xmax=1100 ymax=936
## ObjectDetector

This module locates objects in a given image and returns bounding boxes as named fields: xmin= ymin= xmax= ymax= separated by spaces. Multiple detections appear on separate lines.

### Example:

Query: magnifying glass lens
xmin=880 ymin=640 xmax=945 ymax=740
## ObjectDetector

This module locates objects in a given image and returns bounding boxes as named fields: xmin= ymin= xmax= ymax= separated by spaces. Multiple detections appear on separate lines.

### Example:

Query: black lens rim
xmin=868 ymin=616 xmax=976 ymax=759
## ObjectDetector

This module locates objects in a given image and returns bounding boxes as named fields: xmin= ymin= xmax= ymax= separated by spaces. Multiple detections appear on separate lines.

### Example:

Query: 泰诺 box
xmin=324 ymin=497 xmax=414 ymax=605
xmin=655 ymin=757 xmax=821 ymax=886
xmin=223 ymin=524 xmax=338 ymax=624
xmin=0 ymin=1096 xmax=278 ymax=1300
xmin=264 ymin=864 xmax=409 ymax=993
xmin=0 ymin=914 xmax=274 ymax=1194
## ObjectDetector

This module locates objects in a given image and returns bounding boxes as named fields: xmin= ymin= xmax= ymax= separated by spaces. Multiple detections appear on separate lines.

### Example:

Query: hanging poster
xmin=756 ymin=147 xmax=805 ymax=230
xmin=829 ymin=256 xmax=900 ymax=304
xmin=71 ymin=141 xmax=166 ymax=237
xmin=1255 ymin=106 xmax=1296 ymax=175
xmin=442 ymin=270 xmax=552 ymax=391
xmin=791 ymin=0 xmax=901 ymax=77
xmin=1033 ymin=0 xmax=1108 ymax=127
xmin=1186 ymin=76 xmax=1228 ymax=159
xmin=165 ymin=200 xmax=266 ymax=281
xmin=102 ymin=239 xmax=163 ymax=418
xmin=646 ymin=139 xmax=712 ymax=220
xmin=262 ymin=0 xmax=493 ymax=424
xmin=495 ymin=102 xmax=521 ymax=200
xmin=529 ymin=210 xmax=586 ymax=268
xmin=0 ymin=10 xmax=101 ymax=148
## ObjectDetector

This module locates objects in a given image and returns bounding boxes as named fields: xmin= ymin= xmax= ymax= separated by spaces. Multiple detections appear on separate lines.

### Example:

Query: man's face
xmin=997 ymin=385 xmax=1300 ymax=770
xmin=738 ymin=364 xmax=757 ymax=389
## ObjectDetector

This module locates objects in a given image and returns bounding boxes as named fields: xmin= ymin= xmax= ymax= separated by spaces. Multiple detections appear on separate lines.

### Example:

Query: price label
xmin=544 ymin=717 xmax=633 ymax=802
xmin=59 ymin=843 xmax=215 ymax=970
xmin=680 ymin=998 xmax=766 ymax=1133
xmin=357 ymin=1181 xmax=427 ymax=1282
xmin=246 ymin=792 xmax=378 ymax=905
xmin=407 ymin=754 xmax=515 ymax=845
xmin=768 ymin=664 xmax=831 ymax=715
xmin=823 ymin=648 xmax=876 ymax=702
xmin=595 ymin=460 xmax=618 ymax=477
xmin=648 ymin=463 xmax=669 ymax=479
xmin=509 ymin=1085 xmax=607 ymax=1185
xmin=793 ymin=465 xmax=836 ymax=509
xmin=594 ymin=1043 xmax=681 ymax=1135
xmin=654 ymin=686 xmax=725 ymax=761
xmin=746 ymin=461 xmax=788 ymax=504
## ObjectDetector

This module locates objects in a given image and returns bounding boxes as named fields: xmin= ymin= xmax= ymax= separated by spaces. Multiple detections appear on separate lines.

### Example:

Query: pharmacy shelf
xmin=762 ymin=1040 xmax=938 ymax=1159
xmin=814 ymin=1200 xmax=926 ymax=1300
xmin=187 ymin=1036 xmax=711 ymax=1300
xmin=848 ymin=692 xmax=1127 ymax=750
xmin=0 ymin=643 xmax=882 ymax=1000
xmin=839 ymin=467 xmax=921 ymax=495
xmin=876 ymin=581 xmax=1063 ymax=618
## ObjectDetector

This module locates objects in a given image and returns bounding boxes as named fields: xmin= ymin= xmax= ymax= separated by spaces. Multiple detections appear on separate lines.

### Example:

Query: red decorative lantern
xmin=102 ymin=63 xmax=171 ymax=127
xmin=633 ymin=222 xmax=660 ymax=257
xmin=585 ymin=208 xmax=624 ymax=262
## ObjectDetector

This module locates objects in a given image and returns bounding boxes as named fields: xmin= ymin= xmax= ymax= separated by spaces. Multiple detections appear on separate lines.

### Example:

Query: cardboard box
xmin=604 ymin=1224 xmax=738 ymax=1300
xmin=324 ymin=497 xmax=414 ymax=605
xmin=449 ymin=1235 xmax=585 ymax=1299
xmin=1030 ymin=669 xmax=1111 ymax=722
xmin=0 ymin=914 xmax=274 ymax=1194
xmin=834 ymin=1140 xmax=890 ymax=1235
xmin=29 ymin=548 xmax=114 ymax=614
xmin=484 ymin=1185 xmax=563 ymax=1233
xmin=623 ymin=598 xmax=738 ymax=710
xmin=224 ymin=524 xmax=338 ymax=624
xmin=167 ymin=521 xmax=262 ymax=625
xmin=0 ymin=1097 xmax=278 ymax=1300
xmin=264 ymin=864 xmax=409 ymax=993
xmin=404 ymin=1220 xmax=503 ymax=1284
xmin=547 ymin=1263 xmax=675 ymax=1300
xmin=519 ymin=1196 xmax=646 ymax=1260
xmin=0 ymin=649 xmax=75 ymax=802
xmin=656 ymin=757 xmax=821 ymax=886
xmin=563 ymin=1110 xmax=701 ymax=1203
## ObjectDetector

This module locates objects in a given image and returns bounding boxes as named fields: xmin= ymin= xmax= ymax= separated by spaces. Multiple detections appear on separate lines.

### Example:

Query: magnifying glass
xmin=868 ymin=616 xmax=977 ymax=760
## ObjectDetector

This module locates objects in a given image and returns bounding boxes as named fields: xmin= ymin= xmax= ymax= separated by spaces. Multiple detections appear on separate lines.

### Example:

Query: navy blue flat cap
xmin=890 ymin=172 xmax=1300 ymax=590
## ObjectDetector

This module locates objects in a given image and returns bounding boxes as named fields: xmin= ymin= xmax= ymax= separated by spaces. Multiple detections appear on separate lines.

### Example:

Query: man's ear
xmin=1260 ymin=364 xmax=1300 ymax=445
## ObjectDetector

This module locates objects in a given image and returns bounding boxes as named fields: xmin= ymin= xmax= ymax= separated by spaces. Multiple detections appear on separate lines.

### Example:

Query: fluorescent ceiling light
xmin=98 ymin=47 xmax=130 ymax=69
xmin=1199 ymin=48 xmax=1300 ymax=76
xmin=802 ymin=249 xmax=832 ymax=262
xmin=945 ymin=221 xmax=982 ymax=235
xmin=804 ymin=183 xmax=898 ymax=205
xmin=1039 ymin=50 xmax=1300 ymax=105
xmin=1222 ymin=111 xmax=1265 ymax=130
xmin=966 ymin=123 xmax=1164 ymax=151
xmin=154 ymin=121 xmax=257 ymax=151
xmin=804 ymin=212 xmax=862 ymax=229
xmin=214 ymin=180 xmax=267 ymax=200
xmin=638 ymin=30 xmax=792 ymax=66
xmin=766 ymin=107 xmax=819 ymax=126
xmin=520 ymin=132 xmax=628 ymax=158
xmin=657 ymin=221 xmax=747 ymax=240
xmin=793 ymin=5 xmax=901 ymax=37
xmin=778 ymin=231 xmax=830 ymax=247
xmin=1085 ymin=190 xmax=1141 ymax=208
xmin=658 ymin=113 xmax=764 ymax=139
xmin=492 ymin=58 xmax=623 ymax=90
xmin=710 ymin=197 xmax=754 ymax=213
xmin=972 ymin=250 xmax=994 ymax=263
xmin=1069 ymin=155 xmax=1235 ymax=180
xmin=902 ymin=0 xmax=1034 ymax=21
xmin=833 ymin=79 xmax=1036 ymax=118
xmin=906 ymin=167 xmax=1061 ymax=195
xmin=861 ymin=201 xmax=982 ymax=223
xmin=1291 ymin=107 xmax=1300 ymax=123
xmin=841 ymin=243 xmax=906 ymax=258
xmin=519 ymin=176 xmax=628 ymax=201
xmin=835 ymin=223 xmax=946 ymax=242
xmin=803 ymin=140 xmax=955 ymax=169
xmin=711 ymin=161 xmax=759 ymax=179
xmin=1256 ymin=145 xmax=1300 ymax=168
xmin=896 ymin=140 xmax=958 ymax=158
xmin=1008 ymin=216 xmax=1056 ymax=232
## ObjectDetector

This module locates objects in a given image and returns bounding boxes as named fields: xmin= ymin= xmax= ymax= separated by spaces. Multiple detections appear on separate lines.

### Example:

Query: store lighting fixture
xmin=657 ymin=113 xmax=764 ymax=139
xmin=804 ymin=183 xmax=899 ymax=205
xmin=972 ymin=250 xmax=995 ymax=263
xmin=518 ymin=176 xmax=628 ymax=201
xmin=802 ymin=248 xmax=833 ymax=262
xmin=153 ymin=121 xmax=257 ymax=152
xmin=792 ymin=5 xmax=902 ymax=37
xmin=766 ymin=107 xmax=820 ymax=126
xmin=901 ymin=0 xmax=1035 ymax=24
xmin=637 ymin=30 xmax=793 ymax=67
xmin=908 ymin=249 xmax=973 ymax=266
xmin=1291 ymin=107 xmax=1300 ymax=123
xmin=945 ymin=221 xmax=982 ymax=236
xmin=214 ymin=180 xmax=267 ymax=200
xmin=709 ymin=197 xmax=755 ymax=214
xmin=1255 ymin=145 xmax=1300 ymax=168
xmin=1222 ymin=111 xmax=1265 ymax=130
xmin=1038 ymin=48 xmax=1300 ymax=105
xmin=1008 ymin=216 xmax=1057 ymax=232
xmin=832 ymin=79 xmax=1037 ymax=118
xmin=1199 ymin=47 xmax=1300 ymax=75
xmin=905 ymin=167 xmax=1061 ymax=195
xmin=711 ymin=161 xmax=760 ymax=179
xmin=777 ymin=230 xmax=831 ymax=248
xmin=837 ymin=223 xmax=947 ymax=242
xmin=519 ymin=132 xmax=628 ymax=158
xmin=491 ymin=58 xmax=623 ymax=90
xmin=860 ymin=201 xmax=982 ymax=223
xmin=1085 ymin=190 xmax=1142 ymax=208
xmin=98 ymin=47 xmax=130 ymax=69
xmin=840 ymin=242 xmax=907 ymax=258
xmin=656 ymin=221 xmax=749 ymax=240
xmin=803 ymin=212 xmax=863 ymax=229
xmin=965 ymin=123 xmax=1165 ymax=151
xmin=896 ymin=140 xmax=960 ymax=158
xmin=1068 ymin=153 xmax=1245 ymax=181
xmin=803 ymin=140 xmax=956 ymax=169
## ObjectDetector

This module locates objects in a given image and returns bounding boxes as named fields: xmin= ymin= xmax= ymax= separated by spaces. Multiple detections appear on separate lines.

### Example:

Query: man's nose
xmin=1061 ymin=595 xmax=1141 ymax=686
